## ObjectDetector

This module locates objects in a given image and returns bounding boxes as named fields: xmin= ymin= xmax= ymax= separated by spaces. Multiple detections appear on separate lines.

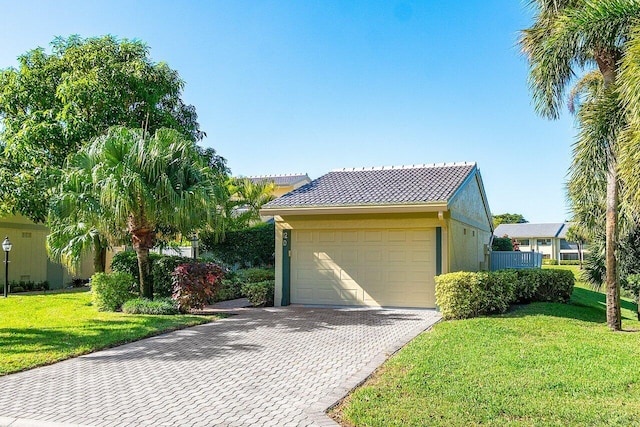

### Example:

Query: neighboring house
xmin=260 ymin=162 xmax=493 ymax=309
xmin=493 ymin=222 xmax=581 ymax=261
xmin=0 ymin=214 xmax=94 ymax=289
xmin=245 ymin=174 xmax=311 ymax=198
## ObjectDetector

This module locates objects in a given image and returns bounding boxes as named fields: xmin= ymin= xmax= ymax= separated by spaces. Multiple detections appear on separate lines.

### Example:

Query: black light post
xmin=2 ymin=236 xmax=12 ymax=298
xmin=191 ymin=235 xmax=199 ymax=260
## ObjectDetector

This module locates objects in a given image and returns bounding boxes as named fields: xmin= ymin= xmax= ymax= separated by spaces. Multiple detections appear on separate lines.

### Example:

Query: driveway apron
xmin=0 ymin=307 xmax=440 ymax=427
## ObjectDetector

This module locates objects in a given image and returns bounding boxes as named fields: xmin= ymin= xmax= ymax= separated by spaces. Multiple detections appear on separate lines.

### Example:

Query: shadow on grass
xmin=506 ymin=287 xmax=638 ymax=324
xmin=0 ymin=316 xmax=214 ymax=371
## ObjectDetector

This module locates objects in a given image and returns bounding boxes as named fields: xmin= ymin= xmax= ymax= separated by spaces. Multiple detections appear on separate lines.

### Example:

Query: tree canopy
xmin=0 ymin=35 xmax=203 ymax=222
xmin=61 ymin=126 xmax=214 ymax=297
xmin=492 ymin=213 xmax=528 ymax=228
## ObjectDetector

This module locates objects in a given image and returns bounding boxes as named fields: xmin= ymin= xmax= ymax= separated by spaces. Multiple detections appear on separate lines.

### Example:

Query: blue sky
xmin=0 ymin=0 xmax=576 ymax=223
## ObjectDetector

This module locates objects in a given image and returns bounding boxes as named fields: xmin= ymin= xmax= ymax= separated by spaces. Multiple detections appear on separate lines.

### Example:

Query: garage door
xmin=291 ymin=228 xmax=436 ymax=308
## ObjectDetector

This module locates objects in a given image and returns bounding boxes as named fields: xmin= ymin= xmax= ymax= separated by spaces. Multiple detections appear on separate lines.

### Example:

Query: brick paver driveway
xmin=0 ymin=307 xmax=440 ymax=427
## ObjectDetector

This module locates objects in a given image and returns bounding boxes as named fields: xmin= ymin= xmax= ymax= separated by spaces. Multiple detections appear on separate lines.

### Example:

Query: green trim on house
xmin=435 ymin=227 xmax=442 ymax=276
xmin=282 ymin=229 xmax=291 ymax=306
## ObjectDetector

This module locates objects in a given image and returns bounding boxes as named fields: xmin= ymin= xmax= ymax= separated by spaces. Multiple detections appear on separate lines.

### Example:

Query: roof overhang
xmin=260 ymin=202 xmax=448 ymax=217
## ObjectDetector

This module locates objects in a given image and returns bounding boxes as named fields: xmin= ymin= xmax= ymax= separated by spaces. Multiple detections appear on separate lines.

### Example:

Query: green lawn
xmin=333 ymin=266 xmax=640 ymax=426
xmin=0 ymin=290 xmax=215 ymax=376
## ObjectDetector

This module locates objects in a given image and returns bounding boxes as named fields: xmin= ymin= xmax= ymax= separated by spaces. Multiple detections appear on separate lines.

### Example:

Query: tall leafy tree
xmin=492 ymin=213 xmax=528 ymax=228
xmin=520 ymin=0 xmax=640 ymax=330
xmin=0 ymin=35 xmax=203 ymax=222
xmin=63 ymin=126 xmax=213 ymax=298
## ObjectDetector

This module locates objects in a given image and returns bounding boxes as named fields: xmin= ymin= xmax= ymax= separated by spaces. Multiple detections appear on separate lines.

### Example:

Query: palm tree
xmin=520 ymin=0 xmax=640 ymax=330
xmin=207 ymin=177 xmax=275 ymax=243
xmin=47 ymin=154 xmax=112 ymax=274
xmin=67 ymin=126 xmax=213 ymax=298
xmin=565 ymin=224 xmax=588 ymax=269
xmin=236 ymin=178 xmax=276 ymax=225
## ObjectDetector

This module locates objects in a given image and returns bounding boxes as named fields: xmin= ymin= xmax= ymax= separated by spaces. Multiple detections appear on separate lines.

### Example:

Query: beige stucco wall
xmin=0 ymin=215 xmax=49 ymax=284
xmin=273 ymin=186 xmax=294 ymax=198
xmin=447 ymin=172 xmax=492 ymax=271
xmin=447 ymin=219 xmax=491 ymax=272
xmin=0 ymin=215 xmax=96 ymax=289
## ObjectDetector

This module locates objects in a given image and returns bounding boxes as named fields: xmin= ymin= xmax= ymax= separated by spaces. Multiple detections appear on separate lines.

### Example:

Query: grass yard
xmin=333 ymin=266 xmax=640 ymax=426
xmin=0 ymin=290 xmax=216 ymax=376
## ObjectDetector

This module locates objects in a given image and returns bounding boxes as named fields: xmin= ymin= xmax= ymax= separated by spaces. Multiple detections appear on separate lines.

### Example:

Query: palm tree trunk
xmin=596 ymin=50 xmax=622 ymax=331
xmin=92 ymin=234 xmax=106 ymax=273
xmin=135 ymin=246 xmax=153 ymax=298
xmin=605 ymin=163 xmax=622 ymax=330
xmin=577 ymin=242 xmax=583 ymax=270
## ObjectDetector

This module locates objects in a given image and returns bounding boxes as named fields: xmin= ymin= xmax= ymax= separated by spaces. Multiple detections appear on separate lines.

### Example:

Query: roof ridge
xmin=243 ymin=173 xmax=308 ymax=178
xmin=331 ymin=162 xmax=476 ymax=172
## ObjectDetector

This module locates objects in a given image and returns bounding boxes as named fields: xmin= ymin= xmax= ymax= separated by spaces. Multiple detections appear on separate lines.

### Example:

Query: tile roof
xmin=262 ymin=162 xmax=477 ymax=208
xmin=244 ymin=174 xmax=310 ymax=187
xmin=494 ymin=223 xmax=569 ymax=238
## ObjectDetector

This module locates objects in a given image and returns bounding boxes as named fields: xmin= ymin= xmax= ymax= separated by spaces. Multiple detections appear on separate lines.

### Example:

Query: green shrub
xmin=122 ymin=298 xmax=179 ymax=315
xmin=559 ymin=259 xmax=581 ymax=265
xmin=213 ymin=272 xmax=244 ymax=302
xmin=238 ymin=267 xmax=275 ymax=284
xmin=112 ymin=250 xmax=195 ymax=297
xmin=542 ymin=258 xmax=559 ymax=265
xmin=152 ymin=256 xmax=194 ymax=297
xmin=111 ymin=250 xmax=162 ymax=283
xmin=478 ymin=270 xmax=516 ymax=314
xmin=435 ymin=269 xmax=575 ymax=320
xmin=91 ymin=272 xmax=137 ymax=311
xmin=491 ymin=237 xmax=513 ymax=251
xmin=8 ymin=280 xmax=49 ymax=293
xmin=172 ymin=262 xmax=225 ymax=312
xmin=532 ymin=269 xmax=574 ymax=302
xmin=434 ymin=272 xmax=483 ymax=320
xmin=201 ymin=223 xmax=275 ymax=268
xmin=512 ymin=269 xmax=546 ymax=303
xmin=241 ymin=280 xmax=275 ymax=307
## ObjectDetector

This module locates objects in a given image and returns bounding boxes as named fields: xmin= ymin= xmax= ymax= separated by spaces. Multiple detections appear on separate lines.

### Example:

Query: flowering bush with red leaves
xmin=171 ymin=262 xmax=226 ymax=312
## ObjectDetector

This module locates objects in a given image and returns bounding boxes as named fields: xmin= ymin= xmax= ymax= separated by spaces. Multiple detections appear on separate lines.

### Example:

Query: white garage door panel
xmin=291 ymin=228 xmax=436 ymax=308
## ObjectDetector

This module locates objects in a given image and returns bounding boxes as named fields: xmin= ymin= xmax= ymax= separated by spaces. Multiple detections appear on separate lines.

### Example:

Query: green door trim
xmin=435 ymin=227 xmax=442 ymax=276
xmin=282 ymin=229 xmax=291 ymax=306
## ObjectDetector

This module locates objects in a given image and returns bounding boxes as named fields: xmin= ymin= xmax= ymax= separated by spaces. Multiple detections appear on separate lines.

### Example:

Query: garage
xmin=261 ymin=162 xmax=493 ymax=309
xmin=291 ymin=228 xmax=436 ymax=307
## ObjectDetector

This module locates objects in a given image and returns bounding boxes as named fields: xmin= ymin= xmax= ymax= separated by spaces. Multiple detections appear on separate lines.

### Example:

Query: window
xmin=537 ymin=239 xmax=551 ymax=246
xmin=516 ymin=239 xmax=530 ymax=246
xmin=21 ymin=232 xmax=32 ymax=238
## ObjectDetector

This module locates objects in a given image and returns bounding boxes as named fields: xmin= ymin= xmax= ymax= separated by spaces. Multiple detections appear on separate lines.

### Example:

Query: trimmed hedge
xmin=242 ymin=280 xmax=275 ymax=307
xmin=200 ymin=223 xmax=275 ymax=268
xmin=435 ymin=269 xmax=575 ymax=320
xmin=122 ymin=297 xmax=179 ymax=315
xmin=91 ymin=272 xmax=137 ymax=311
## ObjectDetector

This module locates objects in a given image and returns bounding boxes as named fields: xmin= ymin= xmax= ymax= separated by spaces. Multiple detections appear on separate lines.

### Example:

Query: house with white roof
xmin=493 ymin=222 xmax=580 ymax=261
